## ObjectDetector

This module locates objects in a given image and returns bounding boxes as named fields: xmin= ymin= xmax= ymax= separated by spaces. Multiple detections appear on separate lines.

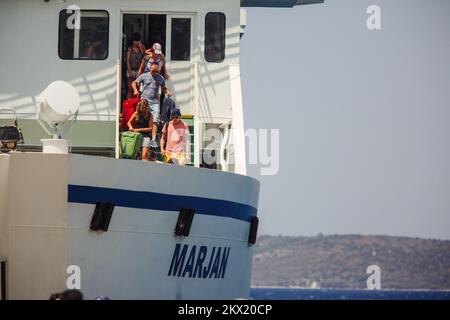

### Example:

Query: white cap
xmin=152 ymin=43 xmax=162 ymax=55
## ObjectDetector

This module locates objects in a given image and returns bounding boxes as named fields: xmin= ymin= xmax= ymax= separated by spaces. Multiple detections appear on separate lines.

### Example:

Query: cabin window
xmin=58 ymin=10 xmax=109 ymax=60
xmin=171 ymin=18 xmax=191 ymax=61
xmin=204 ymin=13 xmax=226 ymax=63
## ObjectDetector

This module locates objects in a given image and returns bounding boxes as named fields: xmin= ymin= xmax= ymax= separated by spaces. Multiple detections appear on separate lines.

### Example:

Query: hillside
xmin=251 ymin=235 xmax=450 ymax=290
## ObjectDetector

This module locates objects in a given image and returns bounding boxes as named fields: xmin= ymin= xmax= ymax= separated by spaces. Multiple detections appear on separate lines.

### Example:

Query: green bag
xmin=119 ymin=131 xmax=143 ymax=159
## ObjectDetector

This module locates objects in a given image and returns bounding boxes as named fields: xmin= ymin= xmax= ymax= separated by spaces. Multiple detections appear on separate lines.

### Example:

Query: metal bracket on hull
xmin=0 ymin=259 xmax=6 ymax=300
xmin=174 ymin=208 xmax=195 ymax=237
xmin=248 ymin=216 xmax=259 ymax=246
xmin=90 ymin=202 xmax=115 ymax=232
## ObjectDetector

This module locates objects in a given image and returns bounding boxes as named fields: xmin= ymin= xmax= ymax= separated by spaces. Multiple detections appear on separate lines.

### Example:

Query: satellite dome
xmin=37 ymin=80 xmax=80 ymax=126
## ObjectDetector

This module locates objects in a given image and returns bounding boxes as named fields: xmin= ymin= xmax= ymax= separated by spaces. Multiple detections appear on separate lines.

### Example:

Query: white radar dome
xmin=38 ymin=81 xmax=80 ymax=126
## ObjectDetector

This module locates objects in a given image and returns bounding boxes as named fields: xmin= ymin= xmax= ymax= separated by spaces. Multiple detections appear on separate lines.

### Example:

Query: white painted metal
xmin=67 ymin=154 xmax=258 ymax=299
xmin=0 ymin=155 xmax=9 ymax=260
xmin=0 ymin=0 xmax=325 ymax=300
xmin=4 ymin=152 xmax=259 ymax=299
xmin=0 ymin=0 xmax=266 ymax=300
xmin=240 ymin=8 xmax=247 ymax=37
xmin=41 ymin=139 xmax=70 ymax=154
xmin=229 ymin=64 xmax=247 ymax=175
xmin=0 ymin=0 xmax=245 ymax=170
xmin=0 ymin=0 xmax=240 ymax=122
xmin=36 ymin=81 xmax=80 ymax=125
xmin=36 ymin=81 xmax=80 ymax=138
xmin=115 ymin=59 xmax=121 ymax=159
xmin=219 ymin=122 xmax=232 ymax=172
xmin=194 ymin=62 xmax=201 ymax=167
xmin=69 ymin=154 xmax=259 ymax=207
xmin=166 ymin=14 xmax=196 ymax=115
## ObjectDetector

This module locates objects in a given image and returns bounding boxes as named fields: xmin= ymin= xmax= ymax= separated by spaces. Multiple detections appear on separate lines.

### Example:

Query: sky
xmin=240 ymin=0 xmax=450 ymax=239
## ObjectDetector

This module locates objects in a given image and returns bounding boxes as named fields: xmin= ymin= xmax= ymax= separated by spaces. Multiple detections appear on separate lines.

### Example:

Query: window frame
xmin=204 ymin=12 xmax=226 ymax=63
xmin=58 ymin=9 xmax=110 ymax=61
xmin=170 ymin=17 xmax=192 ymax=62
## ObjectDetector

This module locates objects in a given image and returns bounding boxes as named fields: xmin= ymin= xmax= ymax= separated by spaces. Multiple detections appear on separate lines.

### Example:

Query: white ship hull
xmin=0 ymin=152 xmax=259 ymax=299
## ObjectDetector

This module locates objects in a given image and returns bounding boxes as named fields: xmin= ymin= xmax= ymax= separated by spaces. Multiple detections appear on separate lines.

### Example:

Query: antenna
xmin=36 ymin=81 xmax=80 ymax=154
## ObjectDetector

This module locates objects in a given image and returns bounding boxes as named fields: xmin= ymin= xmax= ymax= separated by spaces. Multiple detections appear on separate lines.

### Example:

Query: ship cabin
xmin=0 ymin=0 xmax=323 ymax=174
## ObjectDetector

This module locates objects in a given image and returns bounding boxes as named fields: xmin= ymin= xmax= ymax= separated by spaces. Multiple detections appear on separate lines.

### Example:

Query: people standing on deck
xmin=138 ymin=43 xmax=169 ymax=111
xmin=125 ymin=33 xmax=146 ymax=98
xmin=138 ymin=42 xmax=169 ymax=80
xmin=160 ymin=108 xmax=190 ymax=166
xmin=127 ymin=99 xmax=153 ymax=161
xmin=132 ymin=64 xmax=172 ymax=148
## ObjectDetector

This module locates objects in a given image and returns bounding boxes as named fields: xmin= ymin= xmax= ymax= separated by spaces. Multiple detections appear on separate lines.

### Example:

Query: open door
xmin=121 ymin=13 xmax=195 ymax=114
xmin=165 ymin=14 xmax=195 ymax=116
xmin=119 ymin=13 xmax=196 ymax=162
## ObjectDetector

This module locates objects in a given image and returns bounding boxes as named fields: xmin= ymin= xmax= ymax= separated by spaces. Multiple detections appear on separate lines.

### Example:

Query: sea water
xmin=249 ymin=288 xmax=450 ymax=300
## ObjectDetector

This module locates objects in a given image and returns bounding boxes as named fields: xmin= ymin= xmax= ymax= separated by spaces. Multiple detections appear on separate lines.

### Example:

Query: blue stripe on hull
xmin=68 ymin=185 xmax=257 ymax=222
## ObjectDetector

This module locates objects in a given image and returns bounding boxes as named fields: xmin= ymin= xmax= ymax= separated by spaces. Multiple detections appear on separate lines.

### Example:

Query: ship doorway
xmin=119 ymin=12 xmax=195 ymax=163
xmin=120 ymin=13 xmax=195 ymax=110
xmin=121 ymin=14 xmax=167 ymax=100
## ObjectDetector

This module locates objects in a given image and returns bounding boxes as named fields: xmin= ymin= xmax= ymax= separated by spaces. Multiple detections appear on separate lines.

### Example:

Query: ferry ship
xmin=0 ymin=0 xmax=323 ymax=300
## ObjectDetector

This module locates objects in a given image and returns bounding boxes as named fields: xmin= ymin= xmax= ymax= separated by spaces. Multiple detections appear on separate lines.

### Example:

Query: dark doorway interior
xmin=121 ymin=14 xmax=167 ymax=100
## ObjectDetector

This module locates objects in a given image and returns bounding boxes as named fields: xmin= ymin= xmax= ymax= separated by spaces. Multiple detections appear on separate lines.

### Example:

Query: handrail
xmin=0 ymin=107 xmax=17 ymax=122
xmin=115 ymin=59 xmax=121 ymax=159
xmin=193 ymin=62 xmax=200 ymax=167
xmin=219 ymin=122 xmax=232 ymax=172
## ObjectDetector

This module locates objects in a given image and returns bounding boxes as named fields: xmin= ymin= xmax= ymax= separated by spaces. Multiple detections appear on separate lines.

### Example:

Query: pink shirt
xmin=163 ymin=120 xmax=190 ymax=153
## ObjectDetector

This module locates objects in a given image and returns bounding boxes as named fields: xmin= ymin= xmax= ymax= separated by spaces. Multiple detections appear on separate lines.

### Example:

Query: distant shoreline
xmin=251 ymin=286 xmax=450 ymax=292
xmin=252 ymin=234 xmax=450 ymax=290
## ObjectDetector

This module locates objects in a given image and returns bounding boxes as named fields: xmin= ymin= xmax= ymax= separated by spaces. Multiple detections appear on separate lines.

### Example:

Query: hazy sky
xmin=240 ymin=0 xmax=450 ymax=239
